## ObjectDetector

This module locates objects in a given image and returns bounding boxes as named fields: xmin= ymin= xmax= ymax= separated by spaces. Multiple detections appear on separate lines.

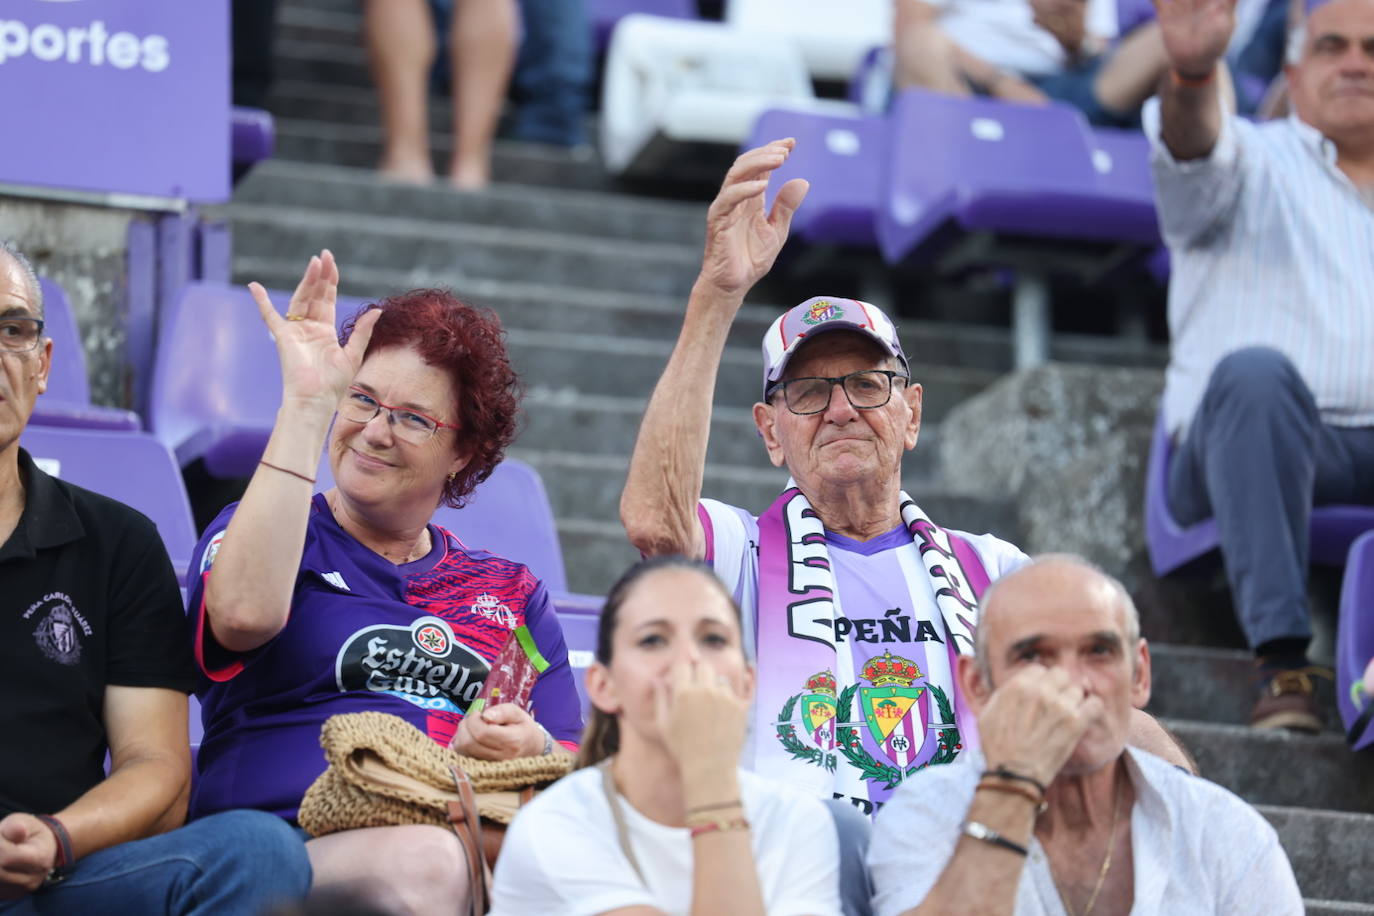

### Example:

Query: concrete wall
xmin=0 ymin=196 xmax=150 ymax=408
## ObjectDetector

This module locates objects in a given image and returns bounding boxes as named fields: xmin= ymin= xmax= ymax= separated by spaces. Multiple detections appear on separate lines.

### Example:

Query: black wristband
xmin=962 ymin=820 xmax=1030 ymax=857
xmin=982 ymin=766 xmax=1048 ymax=797
xmin=35 ymin=814 xmax=75 ymax=887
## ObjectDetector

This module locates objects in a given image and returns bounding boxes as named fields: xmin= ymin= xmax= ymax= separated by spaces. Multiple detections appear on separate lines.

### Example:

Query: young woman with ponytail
xmin=490 ymin=556 xmax=842 ymax=916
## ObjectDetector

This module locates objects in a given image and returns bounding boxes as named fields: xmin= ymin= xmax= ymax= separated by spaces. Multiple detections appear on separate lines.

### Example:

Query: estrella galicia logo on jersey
xmin=24 ymin=592 xmax=92 ymax=666
xmin=335 ymin=616 xmax=490 ymax=714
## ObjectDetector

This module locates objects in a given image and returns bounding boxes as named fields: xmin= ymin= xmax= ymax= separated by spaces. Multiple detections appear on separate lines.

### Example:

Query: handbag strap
xmin=600 ymin=762 xmax=648 ymax=888
xmin=447 ymin=766 xmax=493 ymax=916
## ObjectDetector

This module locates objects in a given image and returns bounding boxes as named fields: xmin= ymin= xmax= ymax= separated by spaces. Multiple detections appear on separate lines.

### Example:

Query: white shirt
xmin=924 ymin=0 xmax=1119 ymax=78
xmin=868 ymin=747 xmax=1304 ymax=916
xmin=490 ymin=767 xmax=843 ymax=916
xmin=1143 ymin=101 xmax=1374 ymax=436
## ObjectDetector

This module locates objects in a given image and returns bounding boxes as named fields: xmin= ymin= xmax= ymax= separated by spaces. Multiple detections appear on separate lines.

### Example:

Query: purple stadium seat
xmin=1337 ymin=531 xmax=1374 ymax=749
xmin=1088 ymin=127 xmax=1159 ymax=243
xmin=553 ymin=603 xmax=600 ymax=715
xmin=19 ymin=425 xmax=198 ymax=585
xmin=149 ymin=282 xmax=367 ymax=477
xmin=231 ymin=106 xmax=275 ymax=180
xmin=1144 ymin=409 xmax=1374 ymax=577
xmin=30 ymin=279 xmax=141 ymax=432
xmin=592 ymin=0 xmax=697 ymax=49
xmin=748 ymin=108 xmax=887 ymax=247
xmin=879 ymin=90 xmax=1159 ymax=265
xmin=878 ymin=90 xmax=1160 ymax=366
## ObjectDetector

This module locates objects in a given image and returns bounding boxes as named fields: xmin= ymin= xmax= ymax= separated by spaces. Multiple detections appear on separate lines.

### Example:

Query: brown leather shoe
xmin=1250 ymin=668 xmax=1327 ymax=733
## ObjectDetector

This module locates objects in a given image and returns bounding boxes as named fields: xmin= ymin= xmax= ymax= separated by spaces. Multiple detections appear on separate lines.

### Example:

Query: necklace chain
xmin=1055 ymin=768 xmax=1123 ymax=916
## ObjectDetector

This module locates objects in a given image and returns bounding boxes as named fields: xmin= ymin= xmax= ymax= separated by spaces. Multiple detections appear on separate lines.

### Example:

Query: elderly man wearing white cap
xmin=619 ymin=142 xmax=1034 ymax=916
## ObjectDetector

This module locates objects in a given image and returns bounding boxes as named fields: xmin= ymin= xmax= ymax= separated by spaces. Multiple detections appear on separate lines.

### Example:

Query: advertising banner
xmin=0 ymin=0 xmax=230 ymax=203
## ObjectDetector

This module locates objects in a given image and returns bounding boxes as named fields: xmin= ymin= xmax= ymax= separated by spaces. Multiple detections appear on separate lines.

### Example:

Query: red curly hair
xmin=340 ymin=289 xmax=522 ymax=508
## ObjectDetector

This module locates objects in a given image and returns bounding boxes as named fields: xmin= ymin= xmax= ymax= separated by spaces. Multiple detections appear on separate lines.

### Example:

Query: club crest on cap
xmin=802 ymin=299 xmax=843 ymax=326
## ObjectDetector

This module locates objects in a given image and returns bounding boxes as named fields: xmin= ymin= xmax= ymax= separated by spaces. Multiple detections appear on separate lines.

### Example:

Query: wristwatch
xmin=537 ymin=722 xmax=555 ymax=756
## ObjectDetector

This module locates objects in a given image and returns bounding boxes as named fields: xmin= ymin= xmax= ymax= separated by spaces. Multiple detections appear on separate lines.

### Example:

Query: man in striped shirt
xmin=1146 ymin=0 xmax=1374 ymax=732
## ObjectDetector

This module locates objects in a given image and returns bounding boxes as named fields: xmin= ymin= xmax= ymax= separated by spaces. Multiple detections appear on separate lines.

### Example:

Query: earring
xmin=447 ymin=471 xmax=457 ymax=482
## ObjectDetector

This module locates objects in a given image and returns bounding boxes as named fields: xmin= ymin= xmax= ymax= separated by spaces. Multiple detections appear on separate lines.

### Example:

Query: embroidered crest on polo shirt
xmin=335 ymin=616 xmax=491 ymax=714
xmin=471 ymin=593 xmax=515 ymax=629
xmin=23 ymin=593 xmax=93 ymax=666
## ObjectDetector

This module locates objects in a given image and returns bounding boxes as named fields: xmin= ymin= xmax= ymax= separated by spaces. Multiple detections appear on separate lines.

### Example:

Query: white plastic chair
xmin=726 ymin=0 xmax=894 ymax=81
xmin=600 ymin=14 xmax=856 ymax=175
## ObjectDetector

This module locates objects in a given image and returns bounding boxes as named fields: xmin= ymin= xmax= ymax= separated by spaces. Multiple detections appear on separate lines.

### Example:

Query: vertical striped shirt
xmin=1142 ymin=101 xmax=1374 ymax=435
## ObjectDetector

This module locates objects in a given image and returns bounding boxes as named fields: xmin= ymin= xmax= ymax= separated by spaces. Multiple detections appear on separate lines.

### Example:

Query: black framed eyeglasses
xmin=0 ymin=316 xmax=44 ymax=353
xmin=766 ymin=369 xmax=909 ymax=416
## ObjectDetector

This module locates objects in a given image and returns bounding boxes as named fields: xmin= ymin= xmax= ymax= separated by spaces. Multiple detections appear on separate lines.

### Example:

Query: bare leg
xmin=893 ymin=2 xmax=970 ymax=94
xmin=364 ymin=0 xmax=437 ymax=183
xmin=307 ymin=824 xmax=471 ymax=916
xmin=1095 ymin=22 xmax=1236 ymax=116
xmin=448 ymin=0 xmax=519 ymax=189
xmin=1094 ymin=22 xmax=1170 ymax=114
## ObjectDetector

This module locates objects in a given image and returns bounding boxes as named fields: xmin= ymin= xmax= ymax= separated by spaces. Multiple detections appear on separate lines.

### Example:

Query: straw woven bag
xmin=298 ymin=711 xmax=574 ymax=914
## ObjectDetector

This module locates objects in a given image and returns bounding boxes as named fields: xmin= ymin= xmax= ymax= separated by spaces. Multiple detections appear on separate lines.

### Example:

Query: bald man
xmin=868 ymin=556 xmax=1302 ymax=916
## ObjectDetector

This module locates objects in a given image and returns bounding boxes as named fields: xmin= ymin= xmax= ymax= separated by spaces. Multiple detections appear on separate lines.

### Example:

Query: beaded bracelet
xmin=689 ymin=816 xmax=750 ymax=839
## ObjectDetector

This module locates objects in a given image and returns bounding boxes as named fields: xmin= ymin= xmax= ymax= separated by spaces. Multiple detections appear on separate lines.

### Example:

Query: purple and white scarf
xmin=752 ymin=483 xmax=990 ymax=809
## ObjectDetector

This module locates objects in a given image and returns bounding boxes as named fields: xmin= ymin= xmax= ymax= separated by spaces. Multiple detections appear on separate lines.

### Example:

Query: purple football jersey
xmin=186 ymin=494 xmax=583 ymax=821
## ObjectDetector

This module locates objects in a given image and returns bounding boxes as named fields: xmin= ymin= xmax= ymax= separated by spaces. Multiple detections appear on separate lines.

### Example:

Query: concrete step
xmin=1262 ymin=805 xmax=1374 ymax=904
xmin=228 ymin=202 xmax=699 ymax=298
xmin=235 ymin=160 xmax=706 ymax=247
xmin=233 ymin=255 xmax=1166 ymax=376
xmin=1165 ymin=718 xmax=1374 ymax=815
xmin=508 ymin=446 xmax=1019 ymax=542
xmin=273 ymin=37 xmax=372 ymax=89
xmin=276 ymin=3 xmax=362 ymax=48
xmin=1146 ymin=643 xmax=1341 ymax=734
xmin=267 ymin=78 xmax=448 ymax=135
xmin=269 ymin=118 xmax=614 ymax=190
xmin=1307 ymin=902 xmax=1374 ymax=914
xmin=516 ymin=390 xmax=957 ymax=478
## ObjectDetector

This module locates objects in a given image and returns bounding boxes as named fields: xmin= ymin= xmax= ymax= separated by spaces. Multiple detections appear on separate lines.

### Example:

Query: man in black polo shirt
xmin=0 ymin=241 xmax=311 ymax=914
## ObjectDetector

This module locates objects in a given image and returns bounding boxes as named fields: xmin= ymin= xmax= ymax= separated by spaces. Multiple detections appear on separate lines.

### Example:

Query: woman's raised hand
xmin=248 ymin=250 xmax=381 ymax=413
xmin=452 ymin=702 xmax=548 ymax=760
xmin=655 ymin=661 xmax=749 ymax=805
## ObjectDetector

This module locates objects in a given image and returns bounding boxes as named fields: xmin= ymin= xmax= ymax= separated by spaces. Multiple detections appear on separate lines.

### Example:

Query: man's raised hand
xmin=976 ymin=664 xmax=1103 ymax=788
xmin=1153 ymin=0 xmax=1238 ymax=77
xmin=698 ymin=139 xmax=809 ymax=300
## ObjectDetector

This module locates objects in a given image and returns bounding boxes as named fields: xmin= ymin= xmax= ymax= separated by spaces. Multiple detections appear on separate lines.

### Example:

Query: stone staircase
xmin=232 ymin=3 xmax=1374 ymax=908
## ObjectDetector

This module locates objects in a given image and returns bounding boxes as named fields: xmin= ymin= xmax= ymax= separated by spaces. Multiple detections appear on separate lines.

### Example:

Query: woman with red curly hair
xmin=187 ymin=251 xmax=583 ymax=915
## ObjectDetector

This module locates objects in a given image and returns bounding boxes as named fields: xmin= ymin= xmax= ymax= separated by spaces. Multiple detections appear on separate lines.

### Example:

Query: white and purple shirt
xmin=187 ymin=494 xmax=583 ymax=821
xmin=700 ymin=498 xmax=1027 ymax=814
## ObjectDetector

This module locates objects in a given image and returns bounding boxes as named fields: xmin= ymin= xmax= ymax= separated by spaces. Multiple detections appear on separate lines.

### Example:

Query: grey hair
xmin=0 ymin=239 xmax=44 ymax=318
xmin=973 ymin=554 xmax=1141 ymax=683
xmin=1287 ymin=22 xmax=1307 ymax=66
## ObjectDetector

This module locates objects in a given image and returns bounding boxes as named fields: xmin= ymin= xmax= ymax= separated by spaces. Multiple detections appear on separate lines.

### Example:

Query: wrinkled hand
xmin=452 ymin=703 xmax=546 ymax=760
xmin=1031 ymin=0 xmax=1087 ymax=54
xmin=1153 ymin=0 xmax=1237 ymax=77
xmin=698 ymin=139 xmax=809 ymax=300
xmin=248 ymin=250 xmax=380 ymax=414
xmin=0 ymin=814 xmax=58 ymax=900
xmin=977 ymin=664 xmax=1103 ymax=787
xmin=656 ymin=661 xmax=749 ymax=802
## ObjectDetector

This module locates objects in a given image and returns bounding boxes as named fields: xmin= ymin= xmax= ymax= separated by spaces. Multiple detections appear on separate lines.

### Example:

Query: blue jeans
xmin=1167 ymin=347 xmax=1374 ymax=651
xmin=510 ymin=0 xmax=592 ymax=146
xmin=0 ymin=810 xmax=310 ymax=915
